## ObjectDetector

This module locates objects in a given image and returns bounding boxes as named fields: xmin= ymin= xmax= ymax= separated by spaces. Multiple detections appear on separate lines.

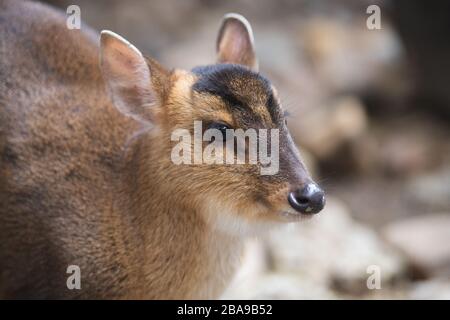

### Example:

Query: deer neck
xmin=118 ymin=133 xmax=243 ymax=299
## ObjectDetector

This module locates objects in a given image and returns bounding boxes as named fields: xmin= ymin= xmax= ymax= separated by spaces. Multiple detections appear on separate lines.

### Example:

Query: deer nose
xmin=288 ymin=183 xmax=325 ymax=214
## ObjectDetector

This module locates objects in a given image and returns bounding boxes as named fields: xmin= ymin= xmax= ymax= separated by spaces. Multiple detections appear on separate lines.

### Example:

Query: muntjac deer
xmin=0 ymin=0 xmax=325 ymax=299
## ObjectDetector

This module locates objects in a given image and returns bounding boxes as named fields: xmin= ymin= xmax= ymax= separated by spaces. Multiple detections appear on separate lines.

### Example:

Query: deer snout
xmin=288 ymin=183 xmax=325 ymax=214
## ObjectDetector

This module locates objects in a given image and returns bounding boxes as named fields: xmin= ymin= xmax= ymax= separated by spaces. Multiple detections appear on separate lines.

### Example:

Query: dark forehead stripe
xmin=192 ymin=64 xmax=279 ymax=122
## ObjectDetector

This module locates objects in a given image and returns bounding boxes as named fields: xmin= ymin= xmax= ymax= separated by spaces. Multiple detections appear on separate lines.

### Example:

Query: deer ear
xmin=216 ymin=13 xmax=258 ymax=71
xmin=100 ymin=30 xmax=166 ymax=124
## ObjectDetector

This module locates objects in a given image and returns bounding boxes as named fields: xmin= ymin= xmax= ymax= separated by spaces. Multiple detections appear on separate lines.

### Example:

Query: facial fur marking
xmin=191 ymin=64 xmax=280 ymax=126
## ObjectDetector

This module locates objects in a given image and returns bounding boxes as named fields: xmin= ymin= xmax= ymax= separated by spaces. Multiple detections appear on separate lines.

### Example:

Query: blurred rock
xmin=372 ymin=130 xmax=431 ymax=177
xmin=223 ymin=197 xmax=409 ymax=299
xmin=265 ymin=197 xmax=408 ymax=295
xmin=349 ymin=117 xmax=450 ymax=177
xmin=408 ymin=279 xmax=450 ymax=300
xmin=331 ymin=178 xmax=419 ymax=228
xmin=163 ymin=32 xmax=215 ymax=69
xmin=301 ymin=17 xmax=404 ymax=94
xmin=292 ymin=96 xmax=368 ymax=159
xmin=382 ymin=214 xmax=450 ymax=278
xmin=222 ymin=273 xmax=336 ymax=300
xmin=406 ymin=167 xmax=450 ymax=212
xmin=378 ymin=133 xmax=435 ymax=177
xmin=391 ymin=1 xmax=450 ymax=119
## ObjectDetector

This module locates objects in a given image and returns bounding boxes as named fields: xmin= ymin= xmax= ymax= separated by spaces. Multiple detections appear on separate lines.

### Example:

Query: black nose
xmin=288 ymin=183 xmax=325 ymax=214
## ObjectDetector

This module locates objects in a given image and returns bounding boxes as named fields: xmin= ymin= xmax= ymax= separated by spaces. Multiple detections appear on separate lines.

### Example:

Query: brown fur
xmin=0 ymin=0 xmax=318 ymax=299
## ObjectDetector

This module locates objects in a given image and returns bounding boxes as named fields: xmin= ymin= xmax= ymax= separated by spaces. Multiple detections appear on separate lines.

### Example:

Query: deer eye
xmin=207 ymin=122 xmax=232 ymax=141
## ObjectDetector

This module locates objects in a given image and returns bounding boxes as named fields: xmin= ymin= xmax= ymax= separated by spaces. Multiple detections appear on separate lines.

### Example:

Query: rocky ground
xmin=48 ymin=0 xmax=450 ymax=299
xmin=223 ymin=198 xmax=450 ymax=299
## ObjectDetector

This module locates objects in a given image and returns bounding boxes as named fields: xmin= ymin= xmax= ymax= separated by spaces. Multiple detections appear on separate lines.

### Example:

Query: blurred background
xmin=45 ymin=0 xmax=450 ymax=299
